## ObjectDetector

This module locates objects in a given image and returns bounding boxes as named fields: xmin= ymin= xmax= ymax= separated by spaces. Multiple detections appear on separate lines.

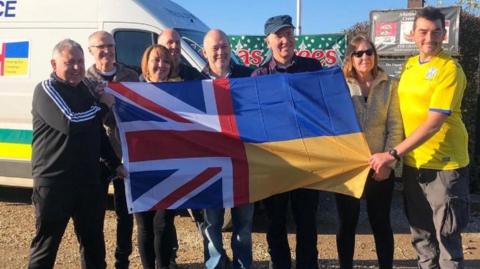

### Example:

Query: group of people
xmin=28 ymin=6 xmax=470 ymax=269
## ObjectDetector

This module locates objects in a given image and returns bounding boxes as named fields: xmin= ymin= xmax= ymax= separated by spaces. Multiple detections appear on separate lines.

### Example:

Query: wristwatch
xmin=388 ymin=149 xmax=401 ymax=161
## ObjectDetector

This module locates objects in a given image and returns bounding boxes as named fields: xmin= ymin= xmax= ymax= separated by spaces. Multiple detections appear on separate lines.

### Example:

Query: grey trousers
xmin=403 ymin=166 xmax=470 ymax=269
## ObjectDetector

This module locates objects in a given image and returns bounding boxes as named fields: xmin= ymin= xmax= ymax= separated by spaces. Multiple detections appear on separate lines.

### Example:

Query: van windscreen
xmin=114 ymin=30 xmax=159 ymax=73
xmin=176 ymin=28 xmax=206 ymax=60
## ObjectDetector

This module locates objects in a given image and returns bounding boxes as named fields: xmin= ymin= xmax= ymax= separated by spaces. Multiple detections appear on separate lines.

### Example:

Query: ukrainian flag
xmin=230 ymin=67 xmax=370 ymax=200
xmin=1 ymin=41 xmax=29 ymax=76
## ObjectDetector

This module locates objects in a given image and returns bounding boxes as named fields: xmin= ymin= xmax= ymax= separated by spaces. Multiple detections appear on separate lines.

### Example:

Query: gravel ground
xmin=1 ymin=186 xmax=480 ymax=269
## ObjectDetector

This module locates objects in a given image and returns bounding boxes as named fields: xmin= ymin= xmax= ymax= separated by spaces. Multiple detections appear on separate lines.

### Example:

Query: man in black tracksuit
xmin=28 ymin=39 xmax=124 ymax=269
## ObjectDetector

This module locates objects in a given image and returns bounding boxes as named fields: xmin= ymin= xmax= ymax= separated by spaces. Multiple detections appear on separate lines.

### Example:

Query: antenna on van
xmin=296 ymin=0 xmax=302 ymax=35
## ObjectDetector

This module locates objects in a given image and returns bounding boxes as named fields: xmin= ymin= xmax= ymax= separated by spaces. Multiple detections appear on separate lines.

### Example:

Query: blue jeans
xmin=203 ymin=204 xmax=254 ymax=269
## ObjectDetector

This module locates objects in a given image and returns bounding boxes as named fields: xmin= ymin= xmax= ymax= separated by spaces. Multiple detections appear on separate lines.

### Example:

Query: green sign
xmin=229 ymin=34 xmax=347 ymax=67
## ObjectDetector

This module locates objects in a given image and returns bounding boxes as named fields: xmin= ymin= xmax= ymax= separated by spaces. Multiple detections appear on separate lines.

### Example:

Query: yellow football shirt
xmin=398 ymin=51 xmax=469 ymax=170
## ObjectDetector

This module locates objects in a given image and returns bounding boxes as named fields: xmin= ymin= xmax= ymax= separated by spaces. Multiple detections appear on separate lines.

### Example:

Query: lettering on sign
xmin=229 ymin=35 xmax=346 ymax=68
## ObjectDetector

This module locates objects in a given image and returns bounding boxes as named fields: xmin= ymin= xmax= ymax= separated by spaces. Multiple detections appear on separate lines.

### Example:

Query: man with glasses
xmin=370 ymin=7 xmax=470 ymax=269
xmin=252 ymin=15 xmax=323 ymax=269
xmin=86 ymin=30 xmax=138 ymax=269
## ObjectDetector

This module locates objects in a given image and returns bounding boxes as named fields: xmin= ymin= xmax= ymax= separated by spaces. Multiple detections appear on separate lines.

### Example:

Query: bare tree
xmin=455 ymin=0 xmax=480 ymax=15
xmin=344 ymin=21 xmax=370 ymax=41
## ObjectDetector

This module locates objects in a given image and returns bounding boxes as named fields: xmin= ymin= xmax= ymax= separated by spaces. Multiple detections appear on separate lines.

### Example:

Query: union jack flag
xmin=107 ymin=79 xmax=249 ymax=213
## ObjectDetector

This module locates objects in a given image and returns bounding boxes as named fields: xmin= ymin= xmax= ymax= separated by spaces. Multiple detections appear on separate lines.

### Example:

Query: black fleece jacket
xmin=31 ymin=74 xmax=120 ymax=186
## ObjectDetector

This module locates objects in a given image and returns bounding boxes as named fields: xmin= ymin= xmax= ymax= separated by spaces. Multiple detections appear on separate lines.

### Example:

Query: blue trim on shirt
xmin=429 ymin=108 xmax=452 ymax=115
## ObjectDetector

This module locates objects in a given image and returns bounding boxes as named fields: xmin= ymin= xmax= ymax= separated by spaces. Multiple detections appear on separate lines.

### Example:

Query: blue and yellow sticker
xmin=0 ymin=41 xmax=29 ymax=77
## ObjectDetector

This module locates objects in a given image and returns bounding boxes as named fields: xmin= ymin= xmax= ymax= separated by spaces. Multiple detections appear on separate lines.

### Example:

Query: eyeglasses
xmin=352 ymin=48 xmax=374 ymax=58
xmin=90 ymin=44 xmax=115 ymax=49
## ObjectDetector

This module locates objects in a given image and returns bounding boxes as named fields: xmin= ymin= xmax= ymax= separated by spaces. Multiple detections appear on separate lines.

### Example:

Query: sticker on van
xmin=0 ymin=40 xmax=29 ymax=77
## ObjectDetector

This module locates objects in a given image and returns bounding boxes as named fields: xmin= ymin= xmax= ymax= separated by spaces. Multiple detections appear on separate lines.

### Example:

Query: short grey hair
xmin=88 ymin=31 xmax=114 ymax=46
xmin=52 ymin=39 xmax=84 ymax=59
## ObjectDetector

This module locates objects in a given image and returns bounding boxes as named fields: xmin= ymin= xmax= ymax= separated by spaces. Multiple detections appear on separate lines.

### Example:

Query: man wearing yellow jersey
xmin=370 ymin=7 xmax=469 ymax=269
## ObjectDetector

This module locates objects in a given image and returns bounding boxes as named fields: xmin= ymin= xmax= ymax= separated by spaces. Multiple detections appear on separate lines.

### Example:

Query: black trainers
xmin=168 ymin=260 xmax=179 ymax=269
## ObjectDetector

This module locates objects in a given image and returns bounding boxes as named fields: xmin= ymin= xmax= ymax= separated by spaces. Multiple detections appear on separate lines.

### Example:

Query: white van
xmin=0 ymin=0 xmax=210 ymax=186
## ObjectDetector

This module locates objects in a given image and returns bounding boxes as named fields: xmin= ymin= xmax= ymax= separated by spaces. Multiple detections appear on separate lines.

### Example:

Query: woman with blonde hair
xmin=140 ymin=44 xmax=173 ymax=83
xmin=335 ymin=35 xmax=403 ymax=269
xmin=135 ymin=44 xmax=177 ymax=269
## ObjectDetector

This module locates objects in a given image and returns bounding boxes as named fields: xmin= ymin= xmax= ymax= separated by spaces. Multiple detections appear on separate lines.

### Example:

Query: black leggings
xmin=134 ymin=209 xmax=176 ymax=269
xmin=335 ymin=174 xmax=394 ymax=269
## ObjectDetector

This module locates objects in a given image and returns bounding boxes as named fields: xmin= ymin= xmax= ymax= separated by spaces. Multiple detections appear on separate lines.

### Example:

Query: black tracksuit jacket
xmin=31 ymin=74 xmax=120 ymax=186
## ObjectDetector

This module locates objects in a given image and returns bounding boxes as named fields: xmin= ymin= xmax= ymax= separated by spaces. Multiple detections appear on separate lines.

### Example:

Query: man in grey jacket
xmin=85 ymin=30 xmax=138 ymax=269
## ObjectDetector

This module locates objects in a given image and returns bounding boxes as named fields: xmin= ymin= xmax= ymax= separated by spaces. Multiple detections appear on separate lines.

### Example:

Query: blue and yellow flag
xmin=0 ymin=41 xmax=29 ymax=76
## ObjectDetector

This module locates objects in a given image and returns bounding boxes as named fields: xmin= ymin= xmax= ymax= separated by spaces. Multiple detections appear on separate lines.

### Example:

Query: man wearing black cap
xmin=252 ymin=15 xmax=322 ymax=269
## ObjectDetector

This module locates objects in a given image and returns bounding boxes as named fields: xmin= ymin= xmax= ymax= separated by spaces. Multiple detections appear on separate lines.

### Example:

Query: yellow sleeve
xmin=429 ymin=60 xmax=466 ymax=115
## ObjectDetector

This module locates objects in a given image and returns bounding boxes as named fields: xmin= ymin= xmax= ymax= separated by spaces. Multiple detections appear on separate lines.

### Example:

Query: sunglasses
xmin=352 ymin=48 xmax=374 ymax=58
xmin=90 ymin=44 xmax=115 ymax=50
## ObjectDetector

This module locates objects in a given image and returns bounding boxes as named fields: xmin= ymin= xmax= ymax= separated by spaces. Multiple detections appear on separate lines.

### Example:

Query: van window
xmin=176 ymin=28 xmax=205 ymax=58
xmin=114 ymin=30 xmax=158 ymax=73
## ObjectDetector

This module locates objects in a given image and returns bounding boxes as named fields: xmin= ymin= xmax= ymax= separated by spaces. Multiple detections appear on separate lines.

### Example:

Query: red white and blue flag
xmin=107 ymin=67 xmax=371 ymax=213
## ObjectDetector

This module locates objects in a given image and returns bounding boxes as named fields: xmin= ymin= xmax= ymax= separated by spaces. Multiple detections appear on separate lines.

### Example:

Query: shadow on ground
xmin=250 ymin=184 xmax=412 ymax=235
xmin=2 ymin=184 xmax=480 ymax=236
xmin=175 ymin=259 xmax=480 ymax=269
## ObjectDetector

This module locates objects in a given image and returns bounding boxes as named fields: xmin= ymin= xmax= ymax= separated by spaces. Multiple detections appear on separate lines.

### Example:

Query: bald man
xmin=157 ymin=28 xmax=207 ymax=268
xmin=85 ymin=30 xmax=138 ymax=269
xmin=200 ymin=29 xmax=254 ymax=269
xmin=157 ymin=28 xmax=205 ymax=81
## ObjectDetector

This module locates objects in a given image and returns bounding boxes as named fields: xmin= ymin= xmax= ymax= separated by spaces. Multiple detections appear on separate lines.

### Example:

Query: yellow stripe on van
xmin=0 ymin=143 xmax=31 ymax=160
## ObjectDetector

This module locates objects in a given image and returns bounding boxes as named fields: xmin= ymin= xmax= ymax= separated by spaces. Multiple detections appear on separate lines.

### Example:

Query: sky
xmin=174 ymin=0 xmax=459 ymax=35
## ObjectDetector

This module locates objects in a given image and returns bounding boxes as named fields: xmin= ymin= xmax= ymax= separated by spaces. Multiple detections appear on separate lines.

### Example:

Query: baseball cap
xmin=264 ymin=15 xmax=295 ymax=36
